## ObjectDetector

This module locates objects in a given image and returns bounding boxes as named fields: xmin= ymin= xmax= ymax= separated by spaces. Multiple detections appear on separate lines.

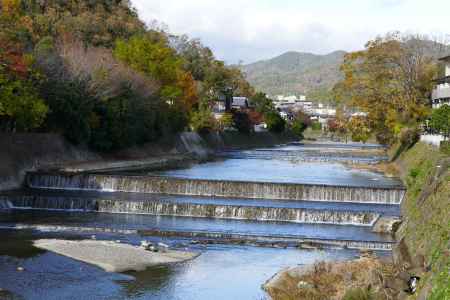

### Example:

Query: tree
xmin=0 ymin=66 xmax=48 ymax=131
xmin=250 ymin=92 xmax=275 ymax=114
xmin=114 ymin=35 xmax=197 ymax=111
xmin=232 ymin=111 xmax=252 ymax=134
xmin=189 ymin=108 xmax=216 ymax=133
xmin=347 ymin=116 xmax=371 ymax=143
xmin=429 ymin=105 xmax=450 ymax=138
xmin=335 ymin=33 xmax=438 ymax=144
xmin=265 ymin=111 xmax=286 ymax=133
xmin=291 ymin=110 xmax=311 ymax=138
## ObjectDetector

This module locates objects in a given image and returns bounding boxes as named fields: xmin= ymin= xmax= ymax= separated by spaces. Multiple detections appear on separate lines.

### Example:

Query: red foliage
xmin=0 ymin=39 xmax=29 ymax=77
xmin=246 ymin=109 xmax=264 ymax=125
xmin=327 ymin=118 xmax=339 ymax=132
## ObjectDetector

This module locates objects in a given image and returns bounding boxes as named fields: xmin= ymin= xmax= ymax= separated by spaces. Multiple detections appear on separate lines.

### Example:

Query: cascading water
xmin=5 ymin=194 xmax=380 ymax=226
xmin=26 ymin=173 xmax=405 ymax=204
xmin=0 ymin=198 xmax=12 ymax=209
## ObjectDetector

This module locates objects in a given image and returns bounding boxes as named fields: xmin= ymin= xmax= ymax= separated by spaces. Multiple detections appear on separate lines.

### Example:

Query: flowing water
xmin=0 ymin=141 xmax=403 ymax=299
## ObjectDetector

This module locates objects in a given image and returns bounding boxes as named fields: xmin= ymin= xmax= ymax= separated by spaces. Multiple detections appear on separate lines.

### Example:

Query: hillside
xmin=242 ymin=39 xmax=450 ymax=100
xmin=241 ymin=51 xmax=346 ymax=100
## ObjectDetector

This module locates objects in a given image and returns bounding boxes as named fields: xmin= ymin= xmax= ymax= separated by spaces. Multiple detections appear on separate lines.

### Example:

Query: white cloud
xmin=131 ymin=0 xmax=450 ymax=64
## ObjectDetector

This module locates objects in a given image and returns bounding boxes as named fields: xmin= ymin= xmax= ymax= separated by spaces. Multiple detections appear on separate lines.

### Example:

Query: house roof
xmin=439 ymin=55 xmax=450 ymax=62
xmin=434 ymin=76 xmax=450 ymax=84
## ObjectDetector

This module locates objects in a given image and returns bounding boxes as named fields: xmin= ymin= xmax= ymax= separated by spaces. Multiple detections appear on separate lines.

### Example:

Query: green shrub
xmin=232 ymin=111 xmax=252 ymax=134
xmin=189 ymin=108 xmax=216 ymax=134
xmin=311 ymin=122 xmax=322 ymax=131
xmin=264 ymin=111 xmax=285 ymax=133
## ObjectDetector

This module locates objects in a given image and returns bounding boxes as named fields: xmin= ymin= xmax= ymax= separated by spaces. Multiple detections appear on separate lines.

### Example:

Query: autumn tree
xmin=347 ymin=116 xmax=371 ymax=143
xmin=114 ymin=34 xmax=198 ymax=111
xmin=335 ymin=33 xmax=438 ymax=144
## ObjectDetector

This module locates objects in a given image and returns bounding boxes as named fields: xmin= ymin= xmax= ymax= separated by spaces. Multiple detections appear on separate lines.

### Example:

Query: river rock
xmin=158 ymin=242 xmax=169 ymax=253
xmin=372 ymin=216 xmax=402 ymax=233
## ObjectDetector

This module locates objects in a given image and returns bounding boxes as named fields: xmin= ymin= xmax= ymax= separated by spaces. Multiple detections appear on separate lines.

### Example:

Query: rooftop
xmin=438 ymin=55 xmax=450 ymax=62
xmin=434 ymin=76 xmax=450 ymax=85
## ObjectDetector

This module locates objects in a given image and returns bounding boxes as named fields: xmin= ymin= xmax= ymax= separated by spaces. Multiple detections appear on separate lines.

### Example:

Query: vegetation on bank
xmin=1 ymin=0 xmax=304 ymax=152
xmin=394 ymin=142 xmax=449 ymax=300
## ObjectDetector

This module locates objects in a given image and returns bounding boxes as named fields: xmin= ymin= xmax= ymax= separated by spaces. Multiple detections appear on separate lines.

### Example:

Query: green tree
xmin=291 ymin=110 xmax=311 ymax=138
xmin=429 ymin=105 xmax=450 ymax=138
xmin=232 ymin=111 xmax=252 ymax=134
xmin=265 ymin=111 xmax=286 ymax=133
xmin=250 ymin=92 xmax=275 ymax=114
xmin=0 ymin=66 xmax=48 ymax=131
xmin=189 ymin=108 xmax=216 ymax=133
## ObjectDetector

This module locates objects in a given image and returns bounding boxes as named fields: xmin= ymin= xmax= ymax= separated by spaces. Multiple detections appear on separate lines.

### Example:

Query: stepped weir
xmin=0 ymin=199 xmax=12 ymax=209
xmin=3 ymin=193 xmax=380 ymax=226
xmin=26 ymin=172 xmax=405 ymax=204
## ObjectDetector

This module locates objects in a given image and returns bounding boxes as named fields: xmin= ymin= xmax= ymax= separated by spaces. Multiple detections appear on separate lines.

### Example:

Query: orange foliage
xmin=0 ymin=37 xmax=29 ymax=77
xmin=1 ymin=0 xmax=21 ymax=16
xmin=247 ymin=109 xmax=264 ymax=125
xmin=177 ymin=71 xmax=198 ymax=110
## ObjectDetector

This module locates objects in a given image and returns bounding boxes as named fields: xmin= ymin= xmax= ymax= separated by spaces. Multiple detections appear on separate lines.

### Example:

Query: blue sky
xmin=131 ymin=0 xmax=450 ymax=64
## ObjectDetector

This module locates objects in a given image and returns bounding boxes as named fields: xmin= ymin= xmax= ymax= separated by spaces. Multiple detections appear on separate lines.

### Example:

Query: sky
xmin=131 ymin=0 xmax=450 ymax=64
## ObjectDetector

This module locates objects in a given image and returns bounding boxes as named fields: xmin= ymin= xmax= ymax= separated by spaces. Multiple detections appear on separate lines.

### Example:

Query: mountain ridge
xmin=240 ymin=50 xmax=347 ymax=99
xmin=241 ymin=40 xmax=450 ymax=100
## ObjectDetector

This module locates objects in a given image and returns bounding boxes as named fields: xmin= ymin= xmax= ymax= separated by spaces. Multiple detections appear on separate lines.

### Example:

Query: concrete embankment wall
xmin=3 ymin=194 xmax=379 ymax=226
xmin=0 ymin=132 xmax=297 ymax=192
xmin=26 ymin=173 xmax=405 ymax=204
xmin=0 ymin=134 xmax=98 ymax=191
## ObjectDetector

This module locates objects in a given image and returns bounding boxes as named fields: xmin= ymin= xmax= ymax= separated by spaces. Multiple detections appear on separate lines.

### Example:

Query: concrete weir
xmin=26 ymin=172 xmax=406 ymax=204
xmin=4 ymin=194 xmax=380 ymax=226
xmin=0 ymin=199 xmax=12 ymax=209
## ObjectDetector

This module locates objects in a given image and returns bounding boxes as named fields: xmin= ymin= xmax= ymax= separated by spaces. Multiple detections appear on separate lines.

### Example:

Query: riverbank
xmin=33 ymin=239 xmax=199 ymax=273
xmin=0 ymin=131 xmax=298 ymax=191
xmin=263 ymin=142 xmax=449 ymax=300
xmin=263 ymin=256 xmax=393 ymax=300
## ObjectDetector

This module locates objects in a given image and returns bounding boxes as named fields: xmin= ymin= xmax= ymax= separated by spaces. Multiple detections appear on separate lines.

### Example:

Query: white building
xmin=431 ymin=55 xmax=450 ymax=109
xmin=421 ymin=55 xmax=450 ymax=146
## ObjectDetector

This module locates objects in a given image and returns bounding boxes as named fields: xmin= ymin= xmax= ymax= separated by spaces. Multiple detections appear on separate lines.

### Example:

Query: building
xmin=421 ymin=55 xmax=450 ymax=146
xmin=431 ymin=55 xmax=450 ymax=109
xmin=232 ymin=97 xmax=249 ymax=109
xmin=272 ymin=95 xmax=313 ymax=113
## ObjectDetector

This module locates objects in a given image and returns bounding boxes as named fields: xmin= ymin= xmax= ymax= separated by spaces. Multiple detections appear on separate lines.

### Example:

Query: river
xmin=0 ymin=141 xmax=403 ymax=299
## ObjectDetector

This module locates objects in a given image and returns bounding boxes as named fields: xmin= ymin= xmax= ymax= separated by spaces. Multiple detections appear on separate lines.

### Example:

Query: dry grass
xmin=264 ymin=257 xmax=394 ymax=300
xmin=348 ymin=162 xmax=399 ymax=177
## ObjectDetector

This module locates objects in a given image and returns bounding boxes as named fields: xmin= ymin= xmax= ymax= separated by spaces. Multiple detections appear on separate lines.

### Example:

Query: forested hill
xmin=240 ymin=50 xmax=346 ymax=99
xmin=241 ymin=39 xmax=450 ymax=100
xmin=0 ymin=0 xmax=253 ymax=151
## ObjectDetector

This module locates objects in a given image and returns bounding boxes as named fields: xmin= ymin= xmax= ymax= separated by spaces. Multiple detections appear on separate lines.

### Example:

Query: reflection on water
xmin=0 ymin=229 xmax=358 ymax=300
xmin=119 ymin=266 xmax=176 ymax=298
xmin=155 ymin=159 xmax=402 ymax=188
xmin=0 ymin=229 xmax=45 ymax=258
